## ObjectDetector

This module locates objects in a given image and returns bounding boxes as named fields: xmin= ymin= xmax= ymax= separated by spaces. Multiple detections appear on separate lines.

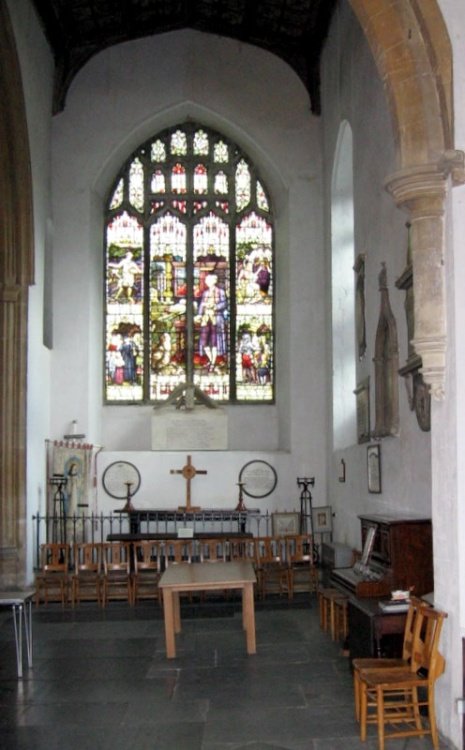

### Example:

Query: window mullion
xmin=185 ymin=199 xmax=195 ymax=389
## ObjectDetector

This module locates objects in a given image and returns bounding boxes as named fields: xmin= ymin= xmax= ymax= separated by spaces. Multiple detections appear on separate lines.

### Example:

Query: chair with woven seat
xmin=132 ymin=540 xmax=163 ymax=605
xmin=35 ymin=542 xmax=70 ymax=606
xmin=359 ymin=604 xmax=448 ymax=750
xmin=101 ymin=541 xmax=133 ymax=606
xmin=353 ymin=595 xmax=427 ymax=720
xmin=71 ymin=542 xmax=103 ymax=606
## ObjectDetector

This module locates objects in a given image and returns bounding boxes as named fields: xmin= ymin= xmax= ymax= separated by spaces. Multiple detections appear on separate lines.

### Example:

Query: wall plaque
xmin=152 ymin=408 xmax=228 ymax=450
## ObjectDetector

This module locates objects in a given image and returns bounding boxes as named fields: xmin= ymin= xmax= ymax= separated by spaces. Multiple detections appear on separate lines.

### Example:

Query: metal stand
xmin=297 ymin=476 xmax=315 ymax=534
xmin=49 ymin=474 xmax=67 ymax=544
xmin=297 ymin=476 xmax=318 ymax=564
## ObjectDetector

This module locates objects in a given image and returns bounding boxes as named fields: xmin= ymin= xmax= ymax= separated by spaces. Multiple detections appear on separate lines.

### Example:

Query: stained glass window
xmin=104 ymin=123 xmax=274 ymax=404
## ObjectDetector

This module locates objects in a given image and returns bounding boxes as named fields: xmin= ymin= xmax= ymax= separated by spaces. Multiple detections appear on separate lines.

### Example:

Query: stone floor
xmin=0 ymin=594 xmax=452 ymax=749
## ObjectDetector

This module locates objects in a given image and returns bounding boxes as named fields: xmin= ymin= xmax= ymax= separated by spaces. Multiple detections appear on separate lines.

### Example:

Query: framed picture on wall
xmin=272 ymin=512 xmax=300 ymax=536
xmin=312 ymin=506 xmax=333 ymax=533
xmin=367 ymin=444 xmax=381 ymax=493
xmin=354 ymin=378 xmax=371 ymax=443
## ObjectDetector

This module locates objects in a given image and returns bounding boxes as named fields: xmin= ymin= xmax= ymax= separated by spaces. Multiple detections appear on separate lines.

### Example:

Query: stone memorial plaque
xmin=152 ymin=408 xmax=228 ymax=450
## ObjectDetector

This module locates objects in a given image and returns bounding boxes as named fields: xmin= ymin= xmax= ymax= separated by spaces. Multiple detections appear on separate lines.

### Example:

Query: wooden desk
xmin=348 ymin=597 xmax=406 ymax=659
xmin=0 ymin=589 xmax=35 ymax=678
xmin=159 ymin=561 xmax=257 ymax=659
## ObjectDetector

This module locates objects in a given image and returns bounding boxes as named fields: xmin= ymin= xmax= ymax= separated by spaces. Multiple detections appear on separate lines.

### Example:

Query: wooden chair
xmin=285 ymin=534 xmax=318 ymax=598
xmin=333 ymin=595 xmax=348 ymax=643
xmin=132 ymin=540 xmax=163 ymax=604
xmin=163 ymin=539 xmax=193 ymax=566
xmin=317 ymin=586 xmax=343 ymax=632
xmin=71 ymin=542 xmax=103 ymax=606
xmin=353 ymin=596 xmax=427 ymax=720
xmin=255 ymin=536 xmax=291 ymax=599
xmin=35 ymin=543 xmax=70 ymax=606
xmin=198 ymin=538 xmax=226 ymax=563
xmin=227 ymin=537 xmax=257 ymax=563
xmin=359 ymin=605 xmax=448 ymax=750
xmin=163 ymin=539 xmax=193 ymax=602
xmin=101 ymin=542 xmax=133 ymax=606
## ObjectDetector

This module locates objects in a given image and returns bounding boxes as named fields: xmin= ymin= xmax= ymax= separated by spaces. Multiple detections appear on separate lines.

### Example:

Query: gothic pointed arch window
xmin=104 ymin=123 xmax=274 ymax=404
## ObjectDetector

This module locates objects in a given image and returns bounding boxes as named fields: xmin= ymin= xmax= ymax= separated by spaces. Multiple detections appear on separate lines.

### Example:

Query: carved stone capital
xmin=384 ymin=163 xmax=448 ymax=215
xmin=440 ymin=149 xmax=465 ymax=186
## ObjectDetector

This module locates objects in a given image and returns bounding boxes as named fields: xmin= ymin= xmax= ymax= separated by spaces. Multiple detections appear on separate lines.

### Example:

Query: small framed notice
xmin=367 ymin=444 xmax=381 ymax=494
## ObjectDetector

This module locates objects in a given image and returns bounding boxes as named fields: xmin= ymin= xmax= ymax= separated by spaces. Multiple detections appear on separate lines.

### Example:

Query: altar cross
xmin=170 ymin=455 xmax=207 ymax=511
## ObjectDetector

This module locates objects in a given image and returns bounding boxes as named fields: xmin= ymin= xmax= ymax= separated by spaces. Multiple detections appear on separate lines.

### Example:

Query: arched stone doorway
xmin=0 ymin=0 xmax=34 ymax=587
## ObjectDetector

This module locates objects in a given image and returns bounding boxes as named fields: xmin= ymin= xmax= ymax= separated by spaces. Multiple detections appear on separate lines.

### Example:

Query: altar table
xmin=0 ymin=589 xmax=35 ymax=678
xmin=158 ymin=561 xmax=257 ymax=658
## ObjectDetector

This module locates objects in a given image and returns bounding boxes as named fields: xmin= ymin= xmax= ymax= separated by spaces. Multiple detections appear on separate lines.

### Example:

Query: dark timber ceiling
xmin=30 ymin=0 xmax=337 ymax=115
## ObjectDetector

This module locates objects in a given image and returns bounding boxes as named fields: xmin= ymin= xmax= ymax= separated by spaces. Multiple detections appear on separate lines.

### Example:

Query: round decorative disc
xmin=102 ymin=461 xmax=141 ymax=500
xmin=239 ymin=460 xmax=277 ymax=499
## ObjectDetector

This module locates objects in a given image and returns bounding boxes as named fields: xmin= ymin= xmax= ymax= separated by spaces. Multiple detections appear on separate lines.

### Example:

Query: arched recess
xmin=0 ymin=0 xmax=34 ymax=587
xmin=348 ymin=0 xmax=465 ymax=398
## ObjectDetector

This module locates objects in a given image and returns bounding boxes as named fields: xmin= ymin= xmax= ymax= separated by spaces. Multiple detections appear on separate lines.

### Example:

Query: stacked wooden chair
xmin=101 ymin=541 xmax=133 ymax=606
xmin=255 ymin=536 xmax=292 ymax=599
xmin=317 ymin=586 xmax=348 ymax=640
xmin=353 ymin=596 xmax=426 ymax=720
xmin=285 ymin=534 xmax=318 ymax=598
xmin=356 ymin=600 xmax=447 ymax=750
xmin=35 ymin=542 xmax=70 ymax=606
xmin=132 ymin=540 xmax=163 ymax=605
xmin=71 ymin=542 xmax=103 ymax=606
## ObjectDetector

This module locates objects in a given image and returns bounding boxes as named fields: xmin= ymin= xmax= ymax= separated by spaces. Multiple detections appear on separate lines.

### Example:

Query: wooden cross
xmin=170 ymin=455 xmax=207 ymax=511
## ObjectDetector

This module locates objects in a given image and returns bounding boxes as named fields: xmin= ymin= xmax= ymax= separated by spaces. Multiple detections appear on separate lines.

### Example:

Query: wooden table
xmin=158 ymin=561 xmax=257 ymax=659
xmin=0 ymin=589 xmax=35 ymax=678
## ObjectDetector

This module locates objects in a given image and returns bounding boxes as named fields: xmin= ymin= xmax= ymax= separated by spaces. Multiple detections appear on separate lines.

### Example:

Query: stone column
xmin=385 ymin=152 xmax=465 ymax=400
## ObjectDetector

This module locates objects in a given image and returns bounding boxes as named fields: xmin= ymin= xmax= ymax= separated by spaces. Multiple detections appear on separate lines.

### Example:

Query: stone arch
xmin=348 ymin=0 xmax=452 ymax=167
xmin=0 ymin=0 xmax=34 ymax=587
xmin=348 ymin=0 xmax=464 ymax=398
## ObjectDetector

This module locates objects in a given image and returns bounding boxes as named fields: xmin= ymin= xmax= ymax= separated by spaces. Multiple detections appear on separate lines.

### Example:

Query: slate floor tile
xmin=0 ymin=596 xmax=451 ymax=750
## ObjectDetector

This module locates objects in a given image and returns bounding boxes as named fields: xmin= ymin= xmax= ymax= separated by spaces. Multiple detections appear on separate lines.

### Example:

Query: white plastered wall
xmin=321 ymin=1 xmax=432 ymax=547
xmin=49 ymin=31 xmax=329 ymax=514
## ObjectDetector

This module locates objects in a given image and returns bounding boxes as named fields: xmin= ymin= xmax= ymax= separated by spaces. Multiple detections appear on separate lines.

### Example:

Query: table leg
xmin=162 ymin=588 xmax=177 ymax=659
xmin=173 ymin=592 xmax=181 ymax=634
xmin=24 ymin=598 xmax=33 ymax=668
xmin=11 ymin=604 xmax=23 ymax=678
xmin=242 ymin=582 xmax=256 ymax=655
